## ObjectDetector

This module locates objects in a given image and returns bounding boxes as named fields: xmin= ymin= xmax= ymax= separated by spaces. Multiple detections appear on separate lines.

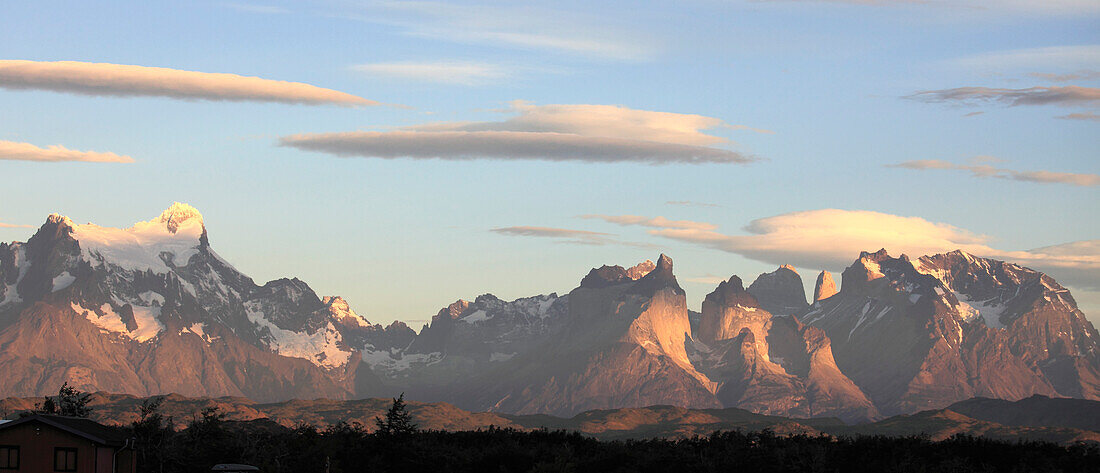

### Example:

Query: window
xmin=0 ymin=445 xmax=18 ymax=470
xmin=54 ymin=447 xmax=77 ymax=472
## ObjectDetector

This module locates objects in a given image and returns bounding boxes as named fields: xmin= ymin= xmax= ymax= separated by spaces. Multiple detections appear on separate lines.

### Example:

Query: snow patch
xmin=490 ymin=352 xmax=516 ymax=362
xmin=461 ymin=309 xmax=492 ymax=323
xmin=952 ymin=291 xmax=1007 ymax=329
xmin=361 ymin=349 xmax=443 ymax=376
xmin=51 ymin=272 xmax=76 ymax=292
xmin=245 ymin=303 xmax=352 ymax=369
xmin=71 ymin=300 xmax=162 ymax=342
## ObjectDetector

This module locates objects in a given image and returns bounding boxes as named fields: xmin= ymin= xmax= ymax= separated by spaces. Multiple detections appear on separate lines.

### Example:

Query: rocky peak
xmin=813 ymin=271 xmax=837 ymax=302
xmin=747 ymin=265 xmax=808 ymax=315
xmin=705 ymin=275 xmax=759 ymax=309
xmin=626 ymin=260 xmax=656 ymax=280
xmin=436 ymin=299 xmax=471 ymax=321
xmin=840 ymin=249 xmax=892 ymax=292
xmin=630 ymin=253 xmax=683 ymax=296
xmin=579 ymin=265 xmax=631 ymax=288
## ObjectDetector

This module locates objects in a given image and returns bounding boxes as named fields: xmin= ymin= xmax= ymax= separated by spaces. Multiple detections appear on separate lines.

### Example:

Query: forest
xmin=23 ymin=385 xmax=1100 ymax=473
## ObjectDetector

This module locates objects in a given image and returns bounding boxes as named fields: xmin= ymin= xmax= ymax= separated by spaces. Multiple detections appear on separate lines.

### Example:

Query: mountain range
xmin=1 ymin=204 xmax=1097 ymax=423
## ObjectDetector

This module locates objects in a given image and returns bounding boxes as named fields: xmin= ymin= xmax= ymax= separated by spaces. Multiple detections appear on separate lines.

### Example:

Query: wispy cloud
xmin=759 ymin=1 xmax=1100 ymax=16
xmin=954 ymin=46 xmax=1100 ymax=72
xmin=490 ymin=226 xmax=654 ymax=248
xmin=1028 ymin=70 xmax=1100 ymax=82
xmin=221 ymin=3 xmax=290 ymax=14
xmin=352 ymin=61 xmax=510 ymax=85
xmin=605 ymin=209 xmax=1100 ymax=290
xmin=0 ymin=60 xmax=376 ymax=106
xmin=349 ymin=2 xmax=657 ymax=61
xmin=0 ymin=222 xmax=34 ymax=229
xmin=666 ymin=200 xmax=721 ymax=208
xmin=887 ymin=158 xmax=1100 ymax=187
xmin=1057 ymin=112 xmax=1100 ymax=121
xmin=580 ymin=214 xmax=718 ymax=231
xmin=280 ymin=102 xmax=760 ymax=164
xmin=906 ymin=86 xmax=1100 ymax=107
xmin=0 ymin=140 xmax=134 ymax=163
xmin=683 ymin=275 xmax=728 ymax=285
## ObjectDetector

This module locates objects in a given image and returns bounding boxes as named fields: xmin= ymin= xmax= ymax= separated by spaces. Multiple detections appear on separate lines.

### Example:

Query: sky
xmin=1 ymin=0 xmax=1097 ymax=328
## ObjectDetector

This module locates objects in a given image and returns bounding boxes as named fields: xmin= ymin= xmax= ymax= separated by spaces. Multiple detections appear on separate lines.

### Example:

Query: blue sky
xmin=1 ymin=0 xmax=1097 ymax=326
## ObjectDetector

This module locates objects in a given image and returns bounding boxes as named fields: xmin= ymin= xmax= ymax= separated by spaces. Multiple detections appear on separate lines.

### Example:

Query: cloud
xmin=666 ymin=200 xmax=721 ymax=208
xmin=280 ymin=102 xmax=759 ymax=164
xmin=0 ymin=140 xmax=134 ymax=163
xmin=887 ymin=158 xmax=1100 ymax=187
xmin=281 ymin=131 xmax=753 ymax=164
xmin=407 ymin=101 xmax=769 ymax=145
xmin=906 ymin=86 xmax=1100 ymax=107
xmin=580 ymin=214 xmax=718 ymax=231
xmin=352 ymin=61 xmax=511 ymax=85
xmin=963 ymin=111 xmax=984 ymax=117
xmin=759 ymin=1 xmax=1100 ymax=16
xmin=222 ymin=3 xmax=289 ymax=14
xmin=616 ymin=209 xmax=1099 ymax=290
xmin=0 ymin=222 xmax=34 ymax=229
xmin=490 ymin=226 xmax=655 ymax=248
xmin=0 ymin=60 xmax=376 ymax=106
xmin=1057 ymin=112 xmax=1100 ymax=121
xmin=1029 ymin=70 xmax=1100 ymax=82
xmin=954 ymin=46 xmax=1100 ymax=72
xmin=352 ymin=2 xmax=657 ymax=61
xmin=684 ymin=275 xmax=728 ymax=285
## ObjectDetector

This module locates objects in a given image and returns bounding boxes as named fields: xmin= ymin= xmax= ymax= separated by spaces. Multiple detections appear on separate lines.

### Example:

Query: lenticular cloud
xmin=0 ymin=60 xmax=376 ymax=106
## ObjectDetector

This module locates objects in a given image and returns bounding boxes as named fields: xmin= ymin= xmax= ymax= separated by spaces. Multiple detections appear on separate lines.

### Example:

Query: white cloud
xmin=280 ymin=102 xmax=760 ymax=164
xmin=0 ymin=222 xmax=33 ymax=229
xmin=352 ymin=61 xmax=511 ymax=85
xmin=888 ymin=159 xmax=1100 ymax=187
xmin=600 ymin=209 xmax=1099 ymax=290
xmin=409 ymin=101 xmax=771 ymax=145
xmin=0 ymin=140 xmax=134 ymax=163
xmin=0 ymin=60 xmax=376 ymax=106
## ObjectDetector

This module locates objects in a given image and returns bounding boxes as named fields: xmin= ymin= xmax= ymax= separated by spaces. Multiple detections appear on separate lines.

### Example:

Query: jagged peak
xmin=157 ymin=202 xmax=204 ymax=234
xmin=656 ymin=253 xmax=673 ymax=271
xmin=778 ymin=264 xmax=798 ymax=275
xmin=626 ymin=260 xmax=656 ymax=280
xmin=45 ymin=213 xmax=74 ymax=227
xmin=629 ymin=253 xmax=684 ymax=296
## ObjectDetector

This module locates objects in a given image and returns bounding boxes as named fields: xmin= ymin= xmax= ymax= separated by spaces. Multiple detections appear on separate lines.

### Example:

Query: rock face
xmin=801 ymin=249 xmax=1097 ymax=415
xmin=0 ymin=204 xmax=405 ymax=401
xmin=3 ymin=206 xmax=1098 ymax=424
xmin=691 ymin=276 xmax=877 ymax=422
xmin=813 ymin=271 xmax=837 ymax=302
xmin=747 ymin=265 xmax=808 ymax=315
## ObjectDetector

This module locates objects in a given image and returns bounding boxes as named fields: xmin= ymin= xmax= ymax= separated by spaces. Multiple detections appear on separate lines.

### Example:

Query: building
xmin=0 ymin=414 xmax=135 ymax=473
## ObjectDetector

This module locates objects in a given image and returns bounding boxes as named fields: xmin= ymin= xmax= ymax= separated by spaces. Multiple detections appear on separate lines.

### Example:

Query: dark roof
xmin=0 ymin=415 xmax=131 ymax=447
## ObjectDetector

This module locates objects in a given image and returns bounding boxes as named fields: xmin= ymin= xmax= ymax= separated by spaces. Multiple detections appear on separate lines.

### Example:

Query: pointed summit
xmin=747 ymin=265 xmax=807 ymax=315
xmin=630 ymin=253 xmax=683 ymax=295
xmin=813 ymin=270 xmax=837 ymax=302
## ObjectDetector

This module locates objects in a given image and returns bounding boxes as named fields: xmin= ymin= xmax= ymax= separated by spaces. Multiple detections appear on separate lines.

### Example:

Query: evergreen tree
xmin=35 ymin=383 xmax=92 ymax=417
xmin=375 ymin=393 xmax=417 ymax=435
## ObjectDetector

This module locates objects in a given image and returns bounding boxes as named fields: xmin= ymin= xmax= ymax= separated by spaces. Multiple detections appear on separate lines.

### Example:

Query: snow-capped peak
xmin=70 ymin=204 xmax=207 ymax=273
xmin=157 ymin=202 xmax=204 ymax=233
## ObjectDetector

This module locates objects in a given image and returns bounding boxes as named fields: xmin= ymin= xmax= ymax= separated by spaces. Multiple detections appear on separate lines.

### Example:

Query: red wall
xmin=0 ymin=421 xmax=134 ymax=473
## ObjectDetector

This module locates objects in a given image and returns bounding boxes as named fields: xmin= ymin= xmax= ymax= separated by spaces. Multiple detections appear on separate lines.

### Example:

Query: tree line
xmin=17 ymin=385 xmax=1100 ymax=473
